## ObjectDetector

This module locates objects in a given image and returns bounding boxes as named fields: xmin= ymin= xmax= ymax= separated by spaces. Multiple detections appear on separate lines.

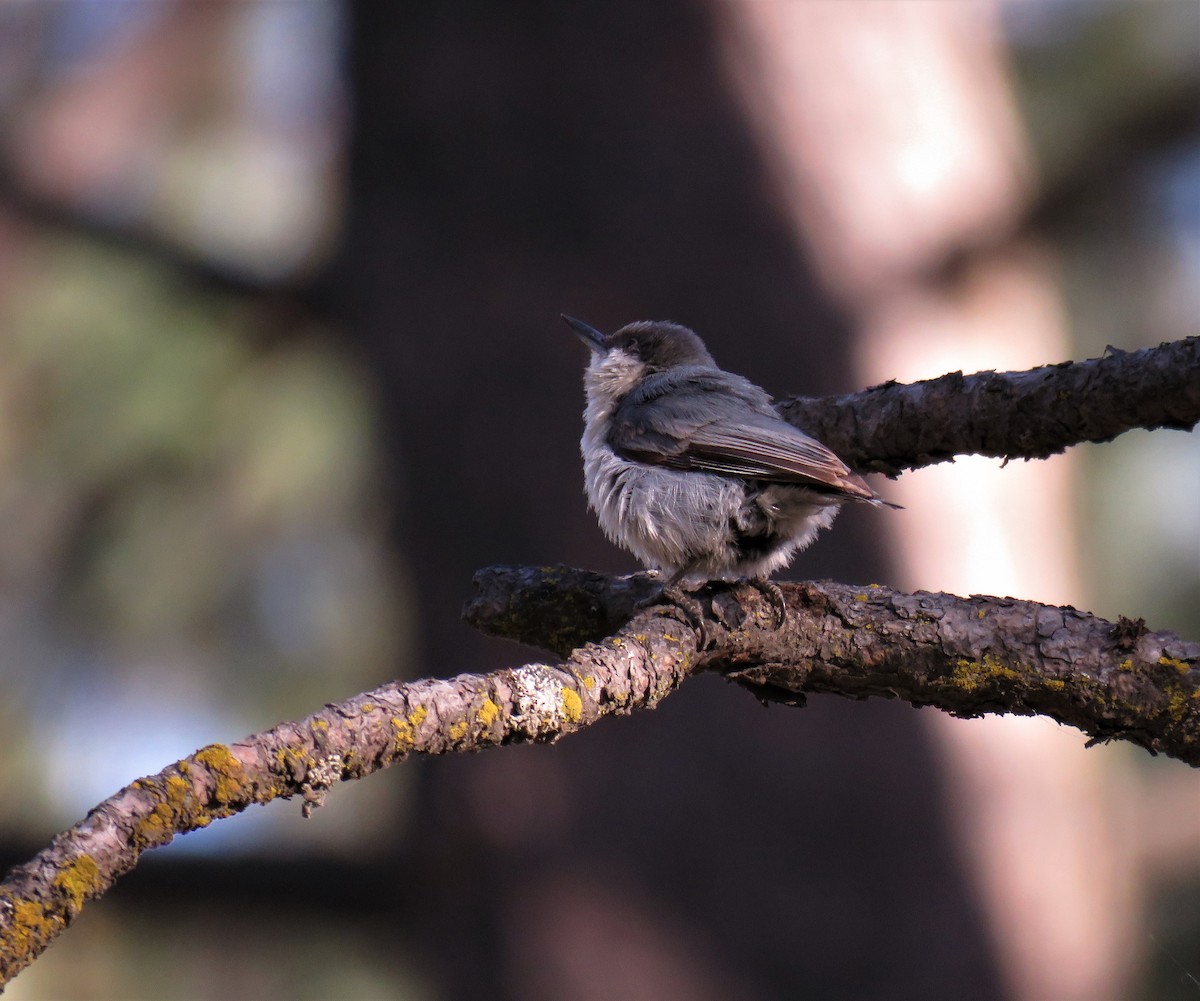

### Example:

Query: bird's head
xmin=562 ymin=316 xmax=716 ymax=400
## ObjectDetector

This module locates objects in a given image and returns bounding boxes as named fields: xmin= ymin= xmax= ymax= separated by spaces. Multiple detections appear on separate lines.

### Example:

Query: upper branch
xmin=779 ymin=336 xmax=1199 ymax=475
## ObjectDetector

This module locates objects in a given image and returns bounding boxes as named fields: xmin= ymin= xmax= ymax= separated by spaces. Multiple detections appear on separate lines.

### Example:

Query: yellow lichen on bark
xmin=51 ymin=856 xmax=101 ymax=914
xmin=194 ymin=744 xmax=252 ymax=808
xmin=477 ymin=698 xmax=500 ymax=729
xmin=561 ymin=687 xmax=583 ymax=723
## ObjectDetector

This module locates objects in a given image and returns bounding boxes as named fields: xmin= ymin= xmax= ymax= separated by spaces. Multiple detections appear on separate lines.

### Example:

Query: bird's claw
xmin=742 ymin=578 xmax=787 ymax=629
xmin=635 ymin=583 xmax=710 ymax=647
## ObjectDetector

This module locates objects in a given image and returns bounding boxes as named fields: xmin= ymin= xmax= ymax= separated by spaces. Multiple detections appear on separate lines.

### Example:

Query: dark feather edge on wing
xmin=617 ymin=421 xmax=881 ymax=502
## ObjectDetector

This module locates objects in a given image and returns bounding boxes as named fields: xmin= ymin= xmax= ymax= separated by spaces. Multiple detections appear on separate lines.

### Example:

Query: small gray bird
xmin=564 ymin=316 xmax=895 ymax=587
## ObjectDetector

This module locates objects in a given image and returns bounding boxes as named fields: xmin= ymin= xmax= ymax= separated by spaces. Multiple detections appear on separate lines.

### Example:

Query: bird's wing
xmin=608 ymin=371 xmax=877 ymax=500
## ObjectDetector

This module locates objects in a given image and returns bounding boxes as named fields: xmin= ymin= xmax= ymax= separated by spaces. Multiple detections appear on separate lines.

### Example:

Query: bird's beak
xmin=561 ymin=314 xmax=607 ymax=352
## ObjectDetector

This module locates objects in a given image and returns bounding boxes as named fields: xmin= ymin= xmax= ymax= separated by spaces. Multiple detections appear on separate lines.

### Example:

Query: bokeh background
xmin=0 ymin=2 xmax=1197 ymax=999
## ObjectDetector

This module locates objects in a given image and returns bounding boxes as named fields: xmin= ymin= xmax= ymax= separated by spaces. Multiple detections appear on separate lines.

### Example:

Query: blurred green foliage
xmin=0 ymin=231 xmax=408 ymax=830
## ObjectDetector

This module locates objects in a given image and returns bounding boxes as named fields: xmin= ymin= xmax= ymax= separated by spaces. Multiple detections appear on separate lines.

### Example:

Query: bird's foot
xmin=635 ymin=580 xmax=710 ymax=647
xmin=742 ymin=578 xmax=787 ymax=630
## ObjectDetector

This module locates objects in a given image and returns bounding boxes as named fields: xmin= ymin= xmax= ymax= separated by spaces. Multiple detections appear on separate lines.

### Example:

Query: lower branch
xmin=0 ymin=594 xmax=697 ymax=988
xmin=3 ymin=564 xmax=1196 ymax=986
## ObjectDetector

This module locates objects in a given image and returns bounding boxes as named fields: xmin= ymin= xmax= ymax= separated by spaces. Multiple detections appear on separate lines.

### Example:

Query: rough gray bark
xmin=0 ymin=588 xmax=695 ymax=988
xmin=780 ymin=336 xmax=1199 ymax=475
xmin=467 ymin=566 xmax=1200 ymax=762
xmin=2 ymin=567 xmax=1197 ymax=987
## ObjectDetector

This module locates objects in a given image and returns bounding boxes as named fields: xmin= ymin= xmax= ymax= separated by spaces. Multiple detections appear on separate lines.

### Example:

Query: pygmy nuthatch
xmin=564 ymin=316 xmax=895 ymax=586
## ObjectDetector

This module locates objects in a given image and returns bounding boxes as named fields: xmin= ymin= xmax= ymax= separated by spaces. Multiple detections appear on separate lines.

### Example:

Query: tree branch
xmin=2 ymin=563 xmax=1197 ymax=984
xmin=466 ymin=566 xmax=1200 ymax=765
xmin=779 ymin=336 xmax=1199 ymax=475
xmin=0 ymin=582 xmax=697 ymax=987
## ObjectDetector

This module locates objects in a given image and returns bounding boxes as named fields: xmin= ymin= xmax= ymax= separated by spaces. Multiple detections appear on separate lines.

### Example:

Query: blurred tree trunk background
xmin=333 ymin=3 xmax=999 ymax=999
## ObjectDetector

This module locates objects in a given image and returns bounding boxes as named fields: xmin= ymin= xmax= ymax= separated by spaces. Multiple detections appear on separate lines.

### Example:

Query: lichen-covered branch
xmin=467 ymin=566 xmax=1200 ymax=763
xmin=4 ymin=563 xmax=1197 ymax=986
xmin=0 ymin=593 xmax=698 ymax=989
xmin=778 ymin=336 xmax=1199 ymax=475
